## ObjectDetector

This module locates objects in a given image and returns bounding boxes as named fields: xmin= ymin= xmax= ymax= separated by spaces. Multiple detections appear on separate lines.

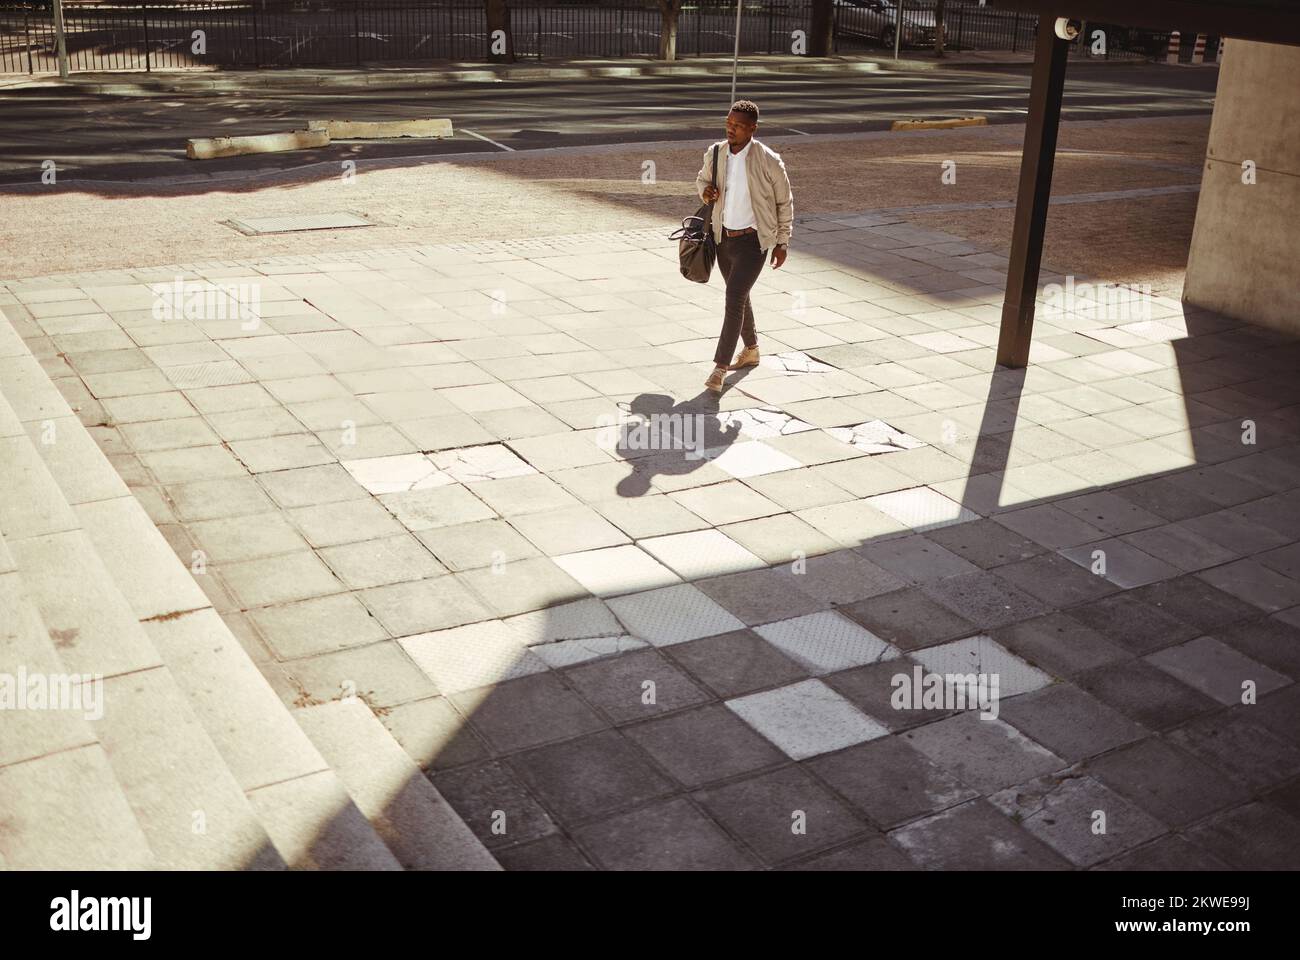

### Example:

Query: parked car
xmin=834 ymin=0 xmax=945 ymax=49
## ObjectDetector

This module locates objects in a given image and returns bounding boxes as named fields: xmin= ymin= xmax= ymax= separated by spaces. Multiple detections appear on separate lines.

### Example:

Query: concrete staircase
xmin=0 ymin=308 xmax=497 ymax=871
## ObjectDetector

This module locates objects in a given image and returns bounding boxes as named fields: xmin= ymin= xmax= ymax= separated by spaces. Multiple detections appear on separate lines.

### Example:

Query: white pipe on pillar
xmin=730 ymin=0 xmax=743 ymax=106
xmin=51 ymin=0 xmax=70 ymax=79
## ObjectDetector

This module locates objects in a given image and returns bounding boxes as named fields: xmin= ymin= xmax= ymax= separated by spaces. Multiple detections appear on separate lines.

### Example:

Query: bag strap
xmin=703 ymin=143 xmax=720 ymax=235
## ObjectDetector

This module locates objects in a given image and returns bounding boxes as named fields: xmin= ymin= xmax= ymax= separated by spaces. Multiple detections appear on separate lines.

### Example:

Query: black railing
xmin=0 ymin=0 xmax=1169 ymax=74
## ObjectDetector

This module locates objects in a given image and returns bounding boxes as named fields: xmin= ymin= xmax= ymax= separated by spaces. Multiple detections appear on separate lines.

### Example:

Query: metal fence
xmin=0 ymin=0 xmax=1172 ymax=74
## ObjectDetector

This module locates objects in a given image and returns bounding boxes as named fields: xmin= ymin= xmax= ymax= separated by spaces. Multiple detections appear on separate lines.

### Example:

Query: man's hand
xmin=770 ymin=245 xmax=788 ymax=269
xmin=702 ymin=184 xmax=719 ymax=203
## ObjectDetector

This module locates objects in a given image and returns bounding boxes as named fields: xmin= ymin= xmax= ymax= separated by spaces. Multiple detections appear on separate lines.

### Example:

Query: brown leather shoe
xmin=729 ymin=345 xmax=760 ymax=370
xmin=705 ymin=366 xmax=727 ymax=393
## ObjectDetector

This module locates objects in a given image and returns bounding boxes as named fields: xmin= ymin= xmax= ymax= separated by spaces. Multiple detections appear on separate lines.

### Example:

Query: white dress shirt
xmin=722 ymin=139 xmax=758 ymax=232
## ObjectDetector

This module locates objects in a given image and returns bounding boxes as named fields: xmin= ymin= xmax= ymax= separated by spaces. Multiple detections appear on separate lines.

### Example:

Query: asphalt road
xmin=0 ymin=61 xmax=1220 ymax=184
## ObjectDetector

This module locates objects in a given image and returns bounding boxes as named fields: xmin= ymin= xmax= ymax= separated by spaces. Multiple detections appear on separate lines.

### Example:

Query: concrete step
xmin=296 ymin=699 xmax=501 ymax=871
xmin=0 ymin=557 xmax=155 ymax=869
xmin=0 ymin=305 xmax=407 ymax=870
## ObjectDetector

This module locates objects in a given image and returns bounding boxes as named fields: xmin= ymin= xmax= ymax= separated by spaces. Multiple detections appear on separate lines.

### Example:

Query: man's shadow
xmin=611 ymin=369 xmax=757 ymax=498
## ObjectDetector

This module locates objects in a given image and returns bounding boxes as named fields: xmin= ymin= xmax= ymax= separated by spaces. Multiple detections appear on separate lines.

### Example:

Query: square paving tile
xmin=1184 ymin=801 xmax=1300 ymax=870
xmin=994 ymin=553 xmax=1121 ymax=609
xmin=316 ymin=534 xmax=445 ymax=589
xmin=275 ymin=639 xmax=437 ymax=707
xmin=997 ymin=683 xmax=1147 ymax=762
xmin=467 ymin=473 xmax=581 ymax=517
xmin=889 ymin=799 xmax=1070 ymax=870
xmin=922 ymin=519 xmax=1046 ymax=569
xmin=507 ymin=504 xmax=630 ymax=555
xmin=1067 ymin=592 xmax=1198 ymax=656
xmin=753 ymin=611 xmax=898 ymax=675
xmin=901 ymin=711 xmax=1064 ymax=793
xmin=991 ymin=612 xmax=1130 ymax=678
xmin=1085 ymin=737 xmax=1251 ymax=828
xmin=840 ymin=587 xmax=976 ymax=651
xmin=771 ymin=549 xmax=906 ymax=605
xmin=399 ymin=620 xmax=548 ymax=695
xmin=1058 ymin=537 xmax=1181 ymax=590
xmin=509 ymin=728 xmax=674 ymax=824
xmin=417 ymin=518 xmax=540 ymax=571
xmin=668 ymin=480 xmax=784 ymax=527
xmin=695 ymin=568 xmax=826 ymax=627
xmin=806 ymin=736 xmax=978 ymax=829
xmin=663 ymin=628 xmax=809 ymax=699
xmin=605 ymin=583 xmax=745 ymax=646
xmin=987 ymin=774 xmax=1166 ymax=867
xmin=637 ymin=529 xmax=767 ymax=580
xmin=220 ymin=550 xmax=343 ymax=608
xmin=864 ymin=487 xmax=980 ymax=532
xmin=378 ymin=696 xmax=488 ymax=772
xmin=909 ymin=634 xmax=1054 ymax=700
xmin=857 ymin=533 xmax=979 ymax=583
xmin=573 ymin=797 xmax=759 ymax=870
xmin=492 ymin=834 xmax=594 ymax=871
xmin=784 ymin=835 xmax=919 ymax=871
xmin=340 ymin=453 xmax=448 ymax=494
xmin=432 ymin=759 xmax=558 ymax=850
xmin=623 ymin=702 xmax=787 ymax=788
xmin=563 ymin=647 xmax=710 ymax=723
xmin=1197 ymin=558 xmax=1300 ymax=613
xmin=692 ymin=764 xmax=871 ymax=864
xmin=449 ymin=671 xmax=606 ymax=753
xmin=702 ymin=440 xmax=804 ymax=478
xmin=430 ymin=443 xmax=537 ymax=483
xmin=457 ymin=556 xmax=589 ymax=618
xmin=590 ymin=494 xmax=710 ymax=539
xmin=920 ymin=571 xmax=1054 ymax=631
xmin=248 ymin=592 xmax=388 ymax=659
xmin=379 ymin=483 xmax=497 ymax=532
xmin=1075 ymin=658 xmax=1220 ymax=731
xmin=553 ymin=544 xmax=681 ymax=598
xmin=1167 ymin=712 xmax=1300 ymax=790
xmin=255 ymin=463 xmax=369 ymax=508
xmin=726 ymin=678 xmax=889 ymax=760
xmin=1145 ymin=635 xmax=1290 ymax=705
xmin=361 ymin=576 xmax=493 ymax=638
xmin=288 ymin=497 xmax=405 ymax=548
xmin=503 ymin=596 xmax=624 ymax=646
xmin=1132 ymin=575 xmax=1262 ymax=632
xmin=1213 ymin=616 xmax=1300 ymax=679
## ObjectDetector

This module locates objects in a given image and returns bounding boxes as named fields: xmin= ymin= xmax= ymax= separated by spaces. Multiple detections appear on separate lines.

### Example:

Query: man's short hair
xmin=729 ymin=100 xmax=759 ymax=124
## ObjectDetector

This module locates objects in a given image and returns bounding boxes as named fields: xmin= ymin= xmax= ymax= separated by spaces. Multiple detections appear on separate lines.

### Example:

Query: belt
xmin=723 ymin=226 xmax=756 ymax=237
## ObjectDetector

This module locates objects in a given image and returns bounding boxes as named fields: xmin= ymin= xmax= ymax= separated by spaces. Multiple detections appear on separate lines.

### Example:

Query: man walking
xmin=695 ymin=99 xmax=794 ymax=393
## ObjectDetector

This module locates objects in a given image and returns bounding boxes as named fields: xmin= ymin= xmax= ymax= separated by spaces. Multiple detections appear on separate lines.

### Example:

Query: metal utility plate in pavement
xmin=224 ymin=212 xmax=376 ymax=236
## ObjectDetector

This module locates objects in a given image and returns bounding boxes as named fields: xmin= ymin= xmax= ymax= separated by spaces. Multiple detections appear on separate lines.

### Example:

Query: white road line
xmin=785 ymin=127 xmax=811 ymax=135
xmin=460 ymin=128 xmax=515 ymax=151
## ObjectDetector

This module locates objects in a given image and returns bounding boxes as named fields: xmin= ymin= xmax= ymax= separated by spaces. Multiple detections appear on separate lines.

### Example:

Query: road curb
xmin=0 ymin=52 xmax=1121 ymax=95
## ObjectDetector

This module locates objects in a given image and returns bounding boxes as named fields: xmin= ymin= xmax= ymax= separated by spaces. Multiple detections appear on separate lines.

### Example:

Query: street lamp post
xmin=51 ymin=0 xmax=70 ymax=78
xmin=730 ymin=0 xmax=743 ymax=105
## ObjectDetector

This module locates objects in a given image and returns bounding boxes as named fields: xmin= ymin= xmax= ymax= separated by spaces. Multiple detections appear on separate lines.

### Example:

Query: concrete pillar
xmin=1191 ymin=33 xmax=1206 ymax=64
xmin=1184 ymin=39 xmax=1300 ymax=334
xmin=1166 ymin=30 xmax=1180 ymax=64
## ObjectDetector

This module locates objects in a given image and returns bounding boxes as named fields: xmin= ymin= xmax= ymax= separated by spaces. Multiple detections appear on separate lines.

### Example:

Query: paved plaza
xmin=3 ymin=208 xmax=1300 ymax=870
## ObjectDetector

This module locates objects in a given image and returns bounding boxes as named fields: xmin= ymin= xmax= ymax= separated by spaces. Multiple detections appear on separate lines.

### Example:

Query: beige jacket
xmin=695 ymin=138 xmax=794 ymax=253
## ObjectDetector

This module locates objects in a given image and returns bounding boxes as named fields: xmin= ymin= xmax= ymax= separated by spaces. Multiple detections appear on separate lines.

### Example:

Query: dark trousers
xmin=712 ymin=230 xmax=764 ymax=367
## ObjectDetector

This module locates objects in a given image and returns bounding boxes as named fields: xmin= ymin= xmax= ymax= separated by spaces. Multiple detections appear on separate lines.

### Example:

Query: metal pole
xmin=893 ymin=0 xmax=902 ymax=60
xmin=729 ymin=0 xmax=742 ymax=104
xmin=51 ymin=0 xmax=70 ymax=78
xmin=996 ymin=15 xmax=1069 ymax=369
xmin=142 ymin=2 xmax=151 ymax=72
xmin=24 ymin=5 xmax=33 ymax=74
xmin=354 ymin=1 xmax=360 ymax=66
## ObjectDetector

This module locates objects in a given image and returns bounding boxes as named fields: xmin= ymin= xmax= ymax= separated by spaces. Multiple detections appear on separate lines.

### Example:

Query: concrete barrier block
xmin=891 ymin=116 xmax=988 ymax=131
xmin=186 ymin=129 xmax=330 ymax=160
xmin=305 ymin=118 xmax=453 ymax=140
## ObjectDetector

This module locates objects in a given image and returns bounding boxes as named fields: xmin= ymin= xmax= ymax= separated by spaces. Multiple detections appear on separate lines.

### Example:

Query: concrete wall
xmin=1184 ymin=38 xmax=1300 ymax=334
